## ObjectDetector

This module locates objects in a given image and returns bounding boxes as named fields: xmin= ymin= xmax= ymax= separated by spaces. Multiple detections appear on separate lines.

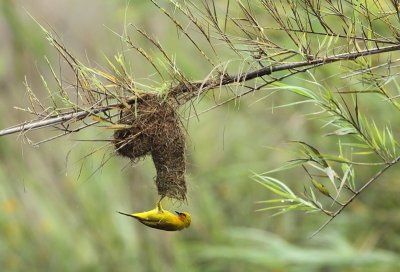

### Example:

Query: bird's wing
xmin=137 ymin=219 xmax=182 ymax=231
xmin=139 ymin=211 xmax=183 ymax=231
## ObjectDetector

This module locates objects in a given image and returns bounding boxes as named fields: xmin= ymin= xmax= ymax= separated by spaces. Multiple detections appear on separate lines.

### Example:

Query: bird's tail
xmin=117 ymin=211 xmax=139 ymax=219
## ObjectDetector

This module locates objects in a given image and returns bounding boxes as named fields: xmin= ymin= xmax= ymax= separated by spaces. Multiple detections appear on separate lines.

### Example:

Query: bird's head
xmin=175 ymin=211 xmax=191 ymax=228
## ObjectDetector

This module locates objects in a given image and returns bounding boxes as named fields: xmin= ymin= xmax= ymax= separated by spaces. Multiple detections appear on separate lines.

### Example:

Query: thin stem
xmin=179 ymin=44 xmax=400 ymax=99
xmin=310 ymin=155 xmax=400 ymax=238
xmin=0 ymin=98 xmax=136 ymax=137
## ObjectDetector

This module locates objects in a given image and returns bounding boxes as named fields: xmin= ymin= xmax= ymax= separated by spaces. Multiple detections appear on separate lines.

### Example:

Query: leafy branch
xmin=1 ymin=43 xmax=399 ymax=138
xmin=310 ymin=155 xmax=400 ymax=237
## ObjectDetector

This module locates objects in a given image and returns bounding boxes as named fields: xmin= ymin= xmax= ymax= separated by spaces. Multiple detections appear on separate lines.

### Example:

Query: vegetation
xmin=1 ymin=0 xmax=400 ymax=271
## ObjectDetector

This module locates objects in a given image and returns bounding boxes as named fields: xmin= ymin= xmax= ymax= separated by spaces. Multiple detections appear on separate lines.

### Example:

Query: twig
xmin=0 ymin=98 xmax=136 ymax=137
xmin=177 ymin=44 xmax=400 ymax=99
xmin=309 ymin=155 xmax=400 ymax=238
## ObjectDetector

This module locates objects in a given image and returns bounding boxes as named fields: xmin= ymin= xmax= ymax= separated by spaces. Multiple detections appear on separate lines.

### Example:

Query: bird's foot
xmin=156 ymin=196 xmax=165 ymax=212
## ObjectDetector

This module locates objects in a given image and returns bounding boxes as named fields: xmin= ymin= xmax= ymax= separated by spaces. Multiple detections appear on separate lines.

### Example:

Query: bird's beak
xmin=175 ymin=211 xmax=181 ymax=215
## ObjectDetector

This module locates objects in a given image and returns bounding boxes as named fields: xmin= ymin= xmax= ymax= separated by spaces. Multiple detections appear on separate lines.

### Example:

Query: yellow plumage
xmin=118 ymin=202 xmax=191 ymax=231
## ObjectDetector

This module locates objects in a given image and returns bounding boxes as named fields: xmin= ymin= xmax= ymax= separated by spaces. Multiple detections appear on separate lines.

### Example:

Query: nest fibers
xmin=113 ymin=94 xmax=187 ymax=201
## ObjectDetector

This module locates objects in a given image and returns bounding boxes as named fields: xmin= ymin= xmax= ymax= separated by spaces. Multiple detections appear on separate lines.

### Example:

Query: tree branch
xmin=2 ymin=43 xmax=400 ymax=137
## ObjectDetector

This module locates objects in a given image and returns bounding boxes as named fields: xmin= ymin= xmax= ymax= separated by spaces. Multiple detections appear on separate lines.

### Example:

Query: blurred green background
xmin=1 ymin=1 xmax=400 ymax=271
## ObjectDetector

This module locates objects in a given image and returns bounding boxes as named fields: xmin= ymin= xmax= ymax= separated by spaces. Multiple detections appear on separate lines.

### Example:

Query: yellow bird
xmin=118 ymin=200 xmax=191 ymax=231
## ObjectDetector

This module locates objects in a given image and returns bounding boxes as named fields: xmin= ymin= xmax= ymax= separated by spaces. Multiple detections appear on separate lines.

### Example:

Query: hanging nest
xmin=113 ymin=94 xmax=187 ymax=201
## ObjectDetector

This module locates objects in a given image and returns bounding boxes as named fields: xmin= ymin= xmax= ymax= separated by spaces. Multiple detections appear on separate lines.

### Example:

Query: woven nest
xmin=113 ymin=94 xmax=186 ymax=201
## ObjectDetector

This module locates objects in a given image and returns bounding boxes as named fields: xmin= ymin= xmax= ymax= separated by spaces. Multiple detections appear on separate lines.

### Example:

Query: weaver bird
xmin=118 ymin=199 xmax=191 ymax=231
